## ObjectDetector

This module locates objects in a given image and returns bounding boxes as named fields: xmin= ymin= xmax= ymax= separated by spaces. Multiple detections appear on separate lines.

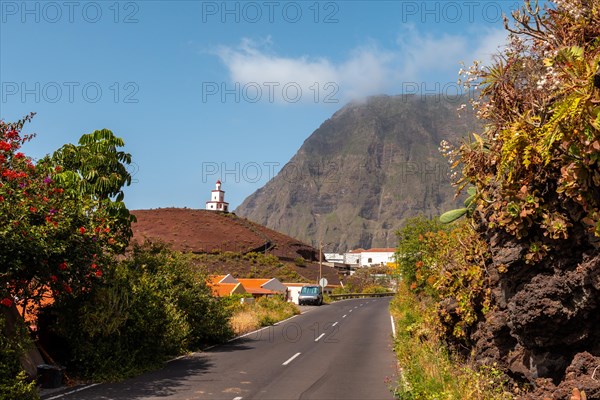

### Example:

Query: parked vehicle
xmin=298 ymin=285 xmax=323 ymax=306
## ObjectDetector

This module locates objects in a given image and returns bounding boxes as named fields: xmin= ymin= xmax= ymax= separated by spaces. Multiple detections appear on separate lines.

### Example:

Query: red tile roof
xmin=209 ymin=282 xmax=239 ymax=297
xmin=363 ymin=248 xmax=397 ymax=253
xmin=236 ymin=278 xmax=271 ymax=289
xmin=244 ymin=287 xmax=277 ymax=295
xmin=207 ymin=280 xmax=248 ymax=297
xmin=207 ymin=275 xmax=227 ymax=285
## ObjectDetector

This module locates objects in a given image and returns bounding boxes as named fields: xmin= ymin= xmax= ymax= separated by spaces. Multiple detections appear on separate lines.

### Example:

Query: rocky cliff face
xmin=470 ymin=224 xmax=600 ymax=398
xmin=235 ymin=95 xmax=480 ymax=251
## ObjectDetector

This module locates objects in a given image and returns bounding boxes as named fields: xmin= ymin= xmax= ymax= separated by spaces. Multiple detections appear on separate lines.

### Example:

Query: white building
xmin=324 ymin=253 xmax=344 ymax=263
xmin=340 ymin=248 xmax=397 ymax=270
xmin=359 ymin=248 xmax=396 ymax=267
xmin=205 ymin=180 xmax=229 ymax=212
xmin=343 ymin=249 xmax=363 ymax=266
xmin=283 ymin=283 xmax=305 ymax=304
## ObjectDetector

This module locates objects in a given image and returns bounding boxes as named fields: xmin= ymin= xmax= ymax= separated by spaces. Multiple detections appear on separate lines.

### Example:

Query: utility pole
xmin=319 ymin=240 xmax=322 ymax=285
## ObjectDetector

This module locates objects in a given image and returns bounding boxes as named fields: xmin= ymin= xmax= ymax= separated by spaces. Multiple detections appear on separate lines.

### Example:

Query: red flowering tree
xmin=0 ymin=114 xmax=135 ymax=313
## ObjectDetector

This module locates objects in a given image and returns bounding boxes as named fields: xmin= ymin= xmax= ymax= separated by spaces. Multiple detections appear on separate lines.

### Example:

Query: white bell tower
xmin=205 ymin=180 xmax=229 ymax=212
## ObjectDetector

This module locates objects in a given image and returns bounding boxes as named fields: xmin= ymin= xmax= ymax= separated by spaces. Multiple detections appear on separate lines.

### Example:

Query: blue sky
xmin=0 ymin=0 xmax=523 ymax=210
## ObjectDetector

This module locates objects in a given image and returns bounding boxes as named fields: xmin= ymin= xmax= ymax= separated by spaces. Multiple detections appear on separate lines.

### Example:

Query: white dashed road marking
xmin=282 ymin=352 xmax=301 ymax=366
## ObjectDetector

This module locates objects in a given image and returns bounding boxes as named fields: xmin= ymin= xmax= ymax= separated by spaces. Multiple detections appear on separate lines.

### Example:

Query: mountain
xmin=235 ymin=94 xmax=481 ymax=252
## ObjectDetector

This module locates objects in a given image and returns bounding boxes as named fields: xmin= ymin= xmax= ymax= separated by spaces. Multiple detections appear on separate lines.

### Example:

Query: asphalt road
xmin=50 ymin=298 xmax=397 ymax=400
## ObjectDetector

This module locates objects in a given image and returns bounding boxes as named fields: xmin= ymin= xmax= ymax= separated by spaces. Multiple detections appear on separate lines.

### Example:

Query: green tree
xmin=50 ymin=128 xmax=136 ymax=253
xmin=52 ymin=129 xmax=132 ymax=201
xmin=41 ymin=242 xmax=233 ymax=380
xmin=0 ymin=116 xmax=134 ymax=311
xmin=395 ymin=216 xmax=447 ymax=288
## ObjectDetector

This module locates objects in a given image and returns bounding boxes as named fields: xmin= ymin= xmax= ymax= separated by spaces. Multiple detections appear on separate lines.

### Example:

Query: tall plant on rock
xmin=446 ymin=0 xmax=600 ymax=254
xmin=436 ymin=0 xmax=600 ymax=391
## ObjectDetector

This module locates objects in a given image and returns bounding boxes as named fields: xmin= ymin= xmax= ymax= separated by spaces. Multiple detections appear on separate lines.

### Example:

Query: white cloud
xmin=397 ymin=31 xmax=469 ymax=79
xmin=471 ymin=27 xmax=508 ymax=63
xmin=218 ymin=44 xmax=337 ymax=89
xmin=214 ymin=28 xmax=506 ymax=104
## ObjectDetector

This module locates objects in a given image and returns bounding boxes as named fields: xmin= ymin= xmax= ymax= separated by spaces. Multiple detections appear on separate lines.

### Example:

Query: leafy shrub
xmin=394 ymin=216 xmax=489 ymax=342
xmin=220 ymin=293 xmax=253 ymax=314
xmin=339 ymin=265 xmax=391 ymax=293
xmin=0 ymin=311 xmax=38 ymax=400
xmin=294 ymin=257 xmax=306 ymax=267
xmin=394 ymin=216 xmax=448 ymax=289
xmin=38 ymin=242 xmax=233 ymax=380
xmin=362 ymin=285 xmax=389 ymax=294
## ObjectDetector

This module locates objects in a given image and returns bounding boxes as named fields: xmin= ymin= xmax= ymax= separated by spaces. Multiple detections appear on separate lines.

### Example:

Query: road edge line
xmin=43 ymin=383 xmax=100 ymax=400
xmin=43 ymin=309 xmax=307 ymax=397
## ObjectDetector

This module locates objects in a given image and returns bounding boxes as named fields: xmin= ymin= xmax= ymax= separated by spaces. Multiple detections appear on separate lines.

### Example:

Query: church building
xmin=205 ymin=180 xmax=229 ymax=212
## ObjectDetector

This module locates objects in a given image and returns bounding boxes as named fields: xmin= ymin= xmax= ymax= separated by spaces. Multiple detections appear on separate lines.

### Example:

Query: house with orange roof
xmin=207 ymin=274 xmax=247 ymax=297
xmin=236 ymin=278 xmax=287 ymax=298
xmin=211 ymin=282 xmax=247 ymax=297
xmin=14 ymin=288 xmax=54 ymax=331
xmin=207 ymin=275 xmax=287 ymax=298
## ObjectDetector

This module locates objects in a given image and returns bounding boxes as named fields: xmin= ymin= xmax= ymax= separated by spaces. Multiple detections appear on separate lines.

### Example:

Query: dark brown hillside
xmin=131 ymin=208 xmax=318 ymax=259
xmin=130 ymin=208 xmax=340 ymax=284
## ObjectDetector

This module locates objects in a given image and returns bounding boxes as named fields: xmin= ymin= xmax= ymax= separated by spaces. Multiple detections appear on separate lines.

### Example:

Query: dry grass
xmin=229 ymin=296 xmax=299 ymax=336
xmin=230 ymin=310 xmax=261 ymax=335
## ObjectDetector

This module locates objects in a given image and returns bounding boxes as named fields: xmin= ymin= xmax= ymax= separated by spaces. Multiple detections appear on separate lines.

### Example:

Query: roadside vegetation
xmin=0 ymin=312 xmax=38 ymax=400
xmin=392 ymin=0 xmax=600 ymax=396
xmin=391 ymin=216 xmax=512 ymax=399
xmin=224 ymin=294 xmax=300 ymax=336
xmin=0 ymin=117 xmax=234 ymax=393
xmin=38 ymin=242 xmax=233 ymax=381
xmin=333 ymin=265 xmax=392 ymax=296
